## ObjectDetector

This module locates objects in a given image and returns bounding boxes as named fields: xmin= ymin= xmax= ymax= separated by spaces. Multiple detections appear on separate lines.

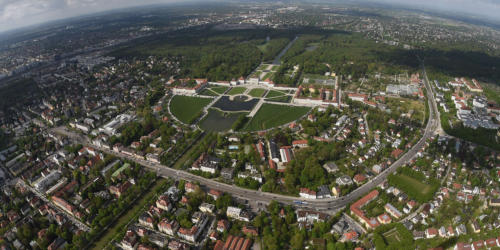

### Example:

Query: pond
xmin=199 ymin=109 xmax=246 ymax=132
xmin=212 ymin=96 xmax=258 ymax=112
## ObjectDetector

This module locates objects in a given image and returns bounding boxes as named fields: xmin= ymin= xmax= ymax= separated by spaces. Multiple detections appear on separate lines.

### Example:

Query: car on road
xmin=293 ymin=200 xmax=308 ymax=205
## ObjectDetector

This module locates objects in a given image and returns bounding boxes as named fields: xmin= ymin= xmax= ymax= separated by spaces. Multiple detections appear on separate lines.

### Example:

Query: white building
xmin=33 ymin=171 xmax=61 ymax=192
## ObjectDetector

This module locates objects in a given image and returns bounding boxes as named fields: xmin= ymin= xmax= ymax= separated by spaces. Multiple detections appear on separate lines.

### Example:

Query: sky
xmin=0 ymin=0 xmax=499 ymax=33
xmin=361 ymin=0 xmax=500 ymax=21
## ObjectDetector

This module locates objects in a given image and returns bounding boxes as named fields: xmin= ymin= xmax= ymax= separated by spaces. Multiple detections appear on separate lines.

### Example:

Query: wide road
xmin=53 ymin=65 xmax=439 ymax=213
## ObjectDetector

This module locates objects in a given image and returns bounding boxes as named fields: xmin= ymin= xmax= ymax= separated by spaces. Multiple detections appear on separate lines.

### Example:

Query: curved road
xmin=54 ymin=65 xmax=439 ymax=213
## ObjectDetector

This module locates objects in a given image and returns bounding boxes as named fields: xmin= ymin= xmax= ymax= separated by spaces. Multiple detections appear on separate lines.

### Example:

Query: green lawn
xmin=262 ymin=72 xmax=273 ymax=81
xmin=200 ymin=89 xmax=219 ymax=96
xmin=396 ymin=174 xmax=431 ymax=194
xmin=227 ymin=87 xmax=247 ymax=95
xmin=265 ymin=90 xmax=287 ymax=98
xmin=248 ymin=88 xmax=267 ymax=98
xmin=92 ymin=178 xmax=167 ymax=249
xmin=257 ymin=64 xmax=268 ymax=70
xmin=303 ymin=73 xmax=333 ymax=80
xmin=484 ymin=86 xmax=500 ymax=105
xmin=170 ymin=96 xmax=212 ymax=124
xmin=388 ymin=169 xmax=439 ymax=203
xmin=211 ymin=86 xmax=230 ymax=94
xmin=266 ymin=95 xmax=291 ymax=103
xmin=244 ymin=104 xmax=310 ymax=131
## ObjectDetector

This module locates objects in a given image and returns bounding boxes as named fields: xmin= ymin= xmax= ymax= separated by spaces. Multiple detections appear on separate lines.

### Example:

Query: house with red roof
xmin=299 ymin=188 xmax=317 ymax=199
xmin=208 ymin=189 xmax=222 ymax=200
xmin=350 ymin=190 xmax=380 ymax=229
xmin=158 ymin=218 xmax=179 ymax=236
xmin=109 ymin=181 xmax=131 ymax=198
xmin=344 ymin=230 xmax=358 ymax=241
xmin=292 ymin=140 xmax=308 ymax=148
xmin=242 ymin=226 xmax=258 ymax=236
xmin=426 ymin=228 xmax=438 ymax=238
xmin=217 ymin=219 xmax=230 ymax=232
xmin=185 ymin=182 xmax=198 ymax=193
xmin=353 ymin=174 xmax=366 ymax=185
xmin=156 ymin=195 xmax=172 ymax=212
xmin=391 ymin=149 xmax=403 ymax=159
xmin=377 ymin=213 xmax=392 ymax=224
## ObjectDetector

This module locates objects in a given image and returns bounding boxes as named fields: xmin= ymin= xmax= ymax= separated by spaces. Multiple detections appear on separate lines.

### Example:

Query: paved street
xmin=52 ymin=65 xmax=439 ymax=214
xmin=16 ymin=179 xmax=91 ymax=232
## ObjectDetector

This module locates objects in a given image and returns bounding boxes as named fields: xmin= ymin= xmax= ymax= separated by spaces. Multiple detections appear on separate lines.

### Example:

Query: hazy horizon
xmin=1 ymin=0 xmax=499 ymax=33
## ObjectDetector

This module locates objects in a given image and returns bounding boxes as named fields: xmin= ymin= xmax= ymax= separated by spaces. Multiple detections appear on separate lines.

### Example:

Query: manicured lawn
xmin=248 ymin=88 xmax=267 ymax=98
xmin=266 ymin=95 xmax=291 ymax=103
xmin=244 ymin=104 xmax=310 ymax=131
xmin=257 ymin=64 xmax=268 ymax=70
xmin=170 ymin=96 xmax=212 ymax=124
xmin=227 ymin=87 xmax=247 ymax=95
xmin=265 ymin=90 xmax=287 ymax=98
xmin=200 ymin=89 xmax=219 ymax=96
xmin=211 ymin=86 xmax=230 ymax=94
xmin=262 ymin=72 xmax=273 ymax=81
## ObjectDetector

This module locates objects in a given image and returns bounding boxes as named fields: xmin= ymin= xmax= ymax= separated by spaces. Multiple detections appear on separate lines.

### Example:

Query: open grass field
xmin=248 ymin=88 xmax=267 ymax=97
xmin=388 ymin=169 xmax=439 ymax=203
xmin=170 ymin=96 xmax=212 ymax=124
xmin=484 ymin=85 xmax=500 ymax=105
xmin=200 ymin=89 xmax=219 ymax=96
xmin=396 ymin=174 xmax=432 ymax=195
xmin=266 ymin=95 xmax=291 ymax=103
xmin=262 ymin=72 xmax=275 ymax=80
xmin=227 ymin=87 xmax=247 ymax=95
xmin=210 ymin=86 xmax=230 ymax=94
xmin=265 ymin=90 xmax=287 ymax=98
xmin=257 ymin=64 xmax=269 ymax=70
xmin=244 ymin=104 xmax=310 ymax=131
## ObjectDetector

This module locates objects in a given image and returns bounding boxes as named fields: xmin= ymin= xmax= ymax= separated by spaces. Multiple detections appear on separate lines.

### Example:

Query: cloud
xmin=362 ymin=0 xmax=500 ymax=20
xmin=0 ymin=0 xmax=499 ymax=33
xmin=1 ymin=0 xmax=59 ymax=21
xmin=0 ymin=0 xmax=170 ymax=32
